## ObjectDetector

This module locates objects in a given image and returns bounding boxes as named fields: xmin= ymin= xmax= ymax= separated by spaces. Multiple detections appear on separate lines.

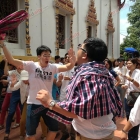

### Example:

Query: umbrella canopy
xmin=0 ymin=10 xmax=28 ymax=34
xmin=124 ymin=47 xmax=138 ymax=53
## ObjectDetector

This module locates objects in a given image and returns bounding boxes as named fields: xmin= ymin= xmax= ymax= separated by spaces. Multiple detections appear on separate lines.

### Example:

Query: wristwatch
xmin=49 ymin=100 xmax=56 ymax=110
xmin=122 ymin=129 xmax=128 ymax=134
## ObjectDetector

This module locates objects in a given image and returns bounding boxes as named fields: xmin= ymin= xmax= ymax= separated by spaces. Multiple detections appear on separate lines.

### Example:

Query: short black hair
xmin=117 ymin=57 xmax=125 ymax=62
xmin=64 ymin=53 xmax=68 ymax=57
xmin=83 ymin=37 xmax=108 ymax=62
xmin=128 ymin=58 xmax=138 ymax=67
xmin=36 ymin=45 xmax=51 ymax=56
xmin=61 ymin=57 xmax=64 ymax=61
xmin=54 ymin=55 xmax=60 ymax=60
xmin=104 ymin=59 xmax=113 ymax=70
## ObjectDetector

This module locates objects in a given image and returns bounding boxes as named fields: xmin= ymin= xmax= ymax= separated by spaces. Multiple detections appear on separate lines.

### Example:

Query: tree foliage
xmin=120 ymin=1 xmax=140 ymax=57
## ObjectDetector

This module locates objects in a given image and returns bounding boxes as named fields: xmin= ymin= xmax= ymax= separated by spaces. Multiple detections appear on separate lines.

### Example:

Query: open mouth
xmin=45 ymin=61 xmax=48 ymax=64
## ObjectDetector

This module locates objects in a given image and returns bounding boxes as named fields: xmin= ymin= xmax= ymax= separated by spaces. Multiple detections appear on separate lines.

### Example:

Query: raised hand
xmin=0 ymin=33 xmax=6 ymax=41
xmin=10 ymin=74 xmax=17 ymax=85
xmin=58 ymin=73 xmax=63 ymax=81
xmin=68 ymin=48 xmax=76 ymax=66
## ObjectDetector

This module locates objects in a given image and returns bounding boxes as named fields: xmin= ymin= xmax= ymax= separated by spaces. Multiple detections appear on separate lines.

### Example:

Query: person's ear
xmin=82 ymin=53 xmax=87 ymax=60
xmin=37 ymin=55 xmax=41 ymax=60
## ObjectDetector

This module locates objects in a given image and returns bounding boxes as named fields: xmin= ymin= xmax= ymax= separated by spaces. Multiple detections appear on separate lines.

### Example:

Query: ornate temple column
xmin=54 ymin=0 xmax=75 ymax=55
xmin=106 ymin=0 xmax=115 ymax=60
xmin=25 ymin=0 xmax=32 ymax=56
xmin=55 ymin=7 xmax=59 ymax=55
xmin=70 ymin=14 xmax=73 ymax=48
xmin=86 ymin=0 xmax=99 ymax=38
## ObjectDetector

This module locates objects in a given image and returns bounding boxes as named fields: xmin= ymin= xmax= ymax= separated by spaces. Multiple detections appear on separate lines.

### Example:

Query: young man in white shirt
xmin=0 ymin=38 xmax=75 ymax=140
xmin=114 ymin=58 xmax=127 ymax=117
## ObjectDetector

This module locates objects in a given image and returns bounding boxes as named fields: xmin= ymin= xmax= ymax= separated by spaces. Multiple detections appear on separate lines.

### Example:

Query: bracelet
xmin=0 ymin=43 xmax=6 ymax=48
xmin=122 ymin=129 xmax=128 ymax=134
xmin=131 ymin=79 xmax=134 ymax=82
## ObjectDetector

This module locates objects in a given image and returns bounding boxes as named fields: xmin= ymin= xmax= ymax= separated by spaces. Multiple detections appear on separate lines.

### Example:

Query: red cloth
xmin=0 ymin=10 xmax=28 ymax=38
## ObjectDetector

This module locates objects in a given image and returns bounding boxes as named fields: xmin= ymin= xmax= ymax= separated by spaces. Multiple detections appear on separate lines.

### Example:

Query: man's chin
xmin=75 ymin=62 xmax=78 ymax=66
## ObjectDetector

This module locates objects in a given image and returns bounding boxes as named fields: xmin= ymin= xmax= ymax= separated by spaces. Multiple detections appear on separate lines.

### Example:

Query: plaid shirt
xmin=47 ymin=61 xmax=122 ymax=124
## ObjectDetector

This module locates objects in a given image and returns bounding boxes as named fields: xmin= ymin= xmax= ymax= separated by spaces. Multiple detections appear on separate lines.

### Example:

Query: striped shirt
xmin=47 ymin=61 xmax=122 ymax=124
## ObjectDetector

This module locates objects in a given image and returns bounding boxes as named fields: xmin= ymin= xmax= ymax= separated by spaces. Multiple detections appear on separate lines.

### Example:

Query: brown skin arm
xmin=36 ymin=89 xmax=77 ymax=118
xmin=64 ymin=76 xmax=71 ymax=80
xmin=125 ymin=75 xmax=139 ymax=87
xmin=0 ymin=39 xmax=23 ymax=69
xmin=53 ymin=78 xmax=62 ymax=87
xmin=115 ymin=76 xmax=121 ymax=87
xmin=53 ymin=104 xmax=77 ymax=118
xmin=4 ymin=59 xmax=9 ymax=76
xmin=121 ymin=120 xmax=133 ymax=140
xmin=53 ymin=73 xmax=63 ymax=87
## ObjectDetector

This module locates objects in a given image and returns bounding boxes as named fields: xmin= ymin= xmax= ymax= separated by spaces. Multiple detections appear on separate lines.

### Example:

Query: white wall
xmin=5 ymin=0 xmax=120 ymax=59
xmin=111 ymin=0 xmax=120 ymax=59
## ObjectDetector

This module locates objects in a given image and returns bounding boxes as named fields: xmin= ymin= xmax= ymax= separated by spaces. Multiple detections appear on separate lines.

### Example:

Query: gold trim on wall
xmin=107 ymin=12 xmax=115 ymax=33
xmin=106 ymin=12 xmax=115 ymax=59
xmin=54 ymin=0 xmax=75 ymax=15
xmin=86 ymin=0 xmax=99 ymax=38
xmin=55 ymin=7 xmax=59 ymax=55
xmin=25 ymin=0 xmax=32 ymax=56
xmin=54 ymin=0 xmax=75 ymax=55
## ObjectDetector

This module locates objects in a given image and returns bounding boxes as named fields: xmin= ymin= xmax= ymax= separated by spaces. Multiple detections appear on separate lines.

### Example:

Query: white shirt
xmin=54 ymin=62 xmax=63 ymax=65
xmin=23 ymin=61 xmax=58 ymax=104
xmin=9 ymin=81 xmax=29 ymax=104
xmin=72 ymin=113 xmax=116 ymax=139
xmin=124 ymin=69 xmax=140 ymax=98
xmin=60 ymin=68 xmax=74 ymax=101
xmin=6 ymin=76 xmax=12 ymax=93
xmin=114 ymin=66 xmax=127 ymax=84
xmin=129 ymin=96 xmax=140 ymax=139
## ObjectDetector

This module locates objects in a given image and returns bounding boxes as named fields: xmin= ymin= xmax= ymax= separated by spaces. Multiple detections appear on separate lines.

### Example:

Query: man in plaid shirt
xmin=36 ymin=37 xmax=122 ymax=140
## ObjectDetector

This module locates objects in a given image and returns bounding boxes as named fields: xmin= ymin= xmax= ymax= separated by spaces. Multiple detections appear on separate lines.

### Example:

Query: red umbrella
xmin=0 ymin=10 xmax=28 ymax=40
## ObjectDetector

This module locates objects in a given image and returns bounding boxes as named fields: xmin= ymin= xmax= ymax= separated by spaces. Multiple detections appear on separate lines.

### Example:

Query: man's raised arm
xmin=0 ymin=38 xmax=23 ymax=69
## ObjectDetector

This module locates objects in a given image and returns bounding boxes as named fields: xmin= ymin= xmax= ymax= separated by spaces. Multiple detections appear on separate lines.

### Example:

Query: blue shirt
xmin=52 ymin=74 xmax=60 ymax=100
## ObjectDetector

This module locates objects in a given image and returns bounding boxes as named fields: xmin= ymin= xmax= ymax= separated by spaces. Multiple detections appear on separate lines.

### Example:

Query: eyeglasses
xmin=43 ymin=55 xmax=51 ymax=58
xmin=77 ymin=44 xmax=87 ymax=53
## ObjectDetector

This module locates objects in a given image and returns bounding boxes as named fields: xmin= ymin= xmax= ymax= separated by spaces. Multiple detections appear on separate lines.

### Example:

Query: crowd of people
xmin=0 ymin=36 xmax=140 ymax=140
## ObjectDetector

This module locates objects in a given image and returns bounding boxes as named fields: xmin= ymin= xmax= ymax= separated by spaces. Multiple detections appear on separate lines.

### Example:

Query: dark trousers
xmin=124 ymin=98 xmax=139 ymax=140
xmin=5 ymin=89 xmax=22 ymax=134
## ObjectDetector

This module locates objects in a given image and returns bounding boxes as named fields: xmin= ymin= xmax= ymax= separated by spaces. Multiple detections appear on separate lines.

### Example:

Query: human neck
xmin=119 ymin=65 xmax=123 ymax=68
xmin=129 ymin=69 xmax=135 ymax=76
xmin=38 ymin=62 xmax=48 ymax=68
